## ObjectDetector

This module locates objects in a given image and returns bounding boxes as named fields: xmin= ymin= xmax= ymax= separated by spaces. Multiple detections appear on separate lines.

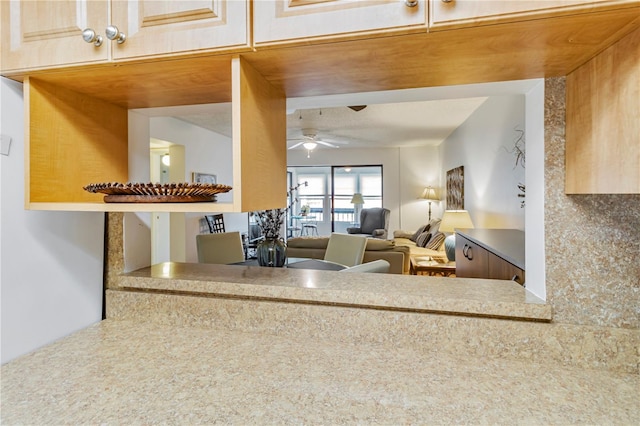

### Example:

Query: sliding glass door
xmin=287 ymin=165 xmax=382 ymax=237
xmin=331 ymin=166 xmax=383 ymax=233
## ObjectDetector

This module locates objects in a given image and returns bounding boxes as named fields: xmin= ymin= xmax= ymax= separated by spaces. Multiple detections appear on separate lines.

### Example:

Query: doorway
xmin=150 ymin=140 xmax=186 ymax=264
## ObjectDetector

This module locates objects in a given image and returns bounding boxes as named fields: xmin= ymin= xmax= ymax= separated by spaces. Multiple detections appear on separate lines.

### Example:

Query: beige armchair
xmin=340 ymin=259 xmax=391 ymax=273
xmin=196 ymin=231 xmax=245 ymax=264
xmin=323 ymin=233 xmax=368 ymax=267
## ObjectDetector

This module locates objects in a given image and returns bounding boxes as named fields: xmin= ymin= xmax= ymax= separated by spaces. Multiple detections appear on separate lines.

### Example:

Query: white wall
xmin=440 ymin=95 xmax=526 ymax=230
xmin=126 ymin=115 xmax=247 ymax=264
xmin=524 ymin=82 xmax=546 ymax=300
xmin=0 ymin=78 xmax=104 ymax=364
xmin=397 ymin=146 xmax=443 ymax=231
xmin=439 ymin=89 xmax=545 ymax=299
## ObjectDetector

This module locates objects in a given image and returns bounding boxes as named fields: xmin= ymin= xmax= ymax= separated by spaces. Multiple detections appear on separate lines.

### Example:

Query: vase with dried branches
xmin=253 ymin=181 xmax=308 ymax=267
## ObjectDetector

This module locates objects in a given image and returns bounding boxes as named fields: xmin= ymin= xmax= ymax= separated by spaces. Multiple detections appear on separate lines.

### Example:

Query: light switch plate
xmin=1 ymin=134 xmax=12 ymax=156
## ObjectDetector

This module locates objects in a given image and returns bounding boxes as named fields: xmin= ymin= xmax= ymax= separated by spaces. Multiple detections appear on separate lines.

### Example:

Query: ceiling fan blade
xmin=321 ymin=138 xmax=350 ymax=145
xmin=317 ymin=140 xmax=339 ymax=148
xmin=288 ymin=141 xmax=305 ymax=150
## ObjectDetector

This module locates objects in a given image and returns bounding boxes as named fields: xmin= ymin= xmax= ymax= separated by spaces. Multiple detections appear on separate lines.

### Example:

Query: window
xmin=333 ymin=175 xmax=356 ymax=222
xmin=360 ymin=174 xmax=382 ymax=208
xmin=297 ymin=173 xmax=326 ymax=221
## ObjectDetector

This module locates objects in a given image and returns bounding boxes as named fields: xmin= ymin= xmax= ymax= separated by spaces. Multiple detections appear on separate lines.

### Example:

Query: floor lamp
xmin=419 ymin=186 xmax=439 ymax=221
xmin=440 ymin=210 xmax=474 ymax=262
xmin=351 ymin=193 xmax=364 ymax=226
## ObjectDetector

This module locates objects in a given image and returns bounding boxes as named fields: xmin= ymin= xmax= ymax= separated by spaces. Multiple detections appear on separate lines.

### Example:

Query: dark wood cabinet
xmin=455 ymin=229 xmax=525 ymax=285
xmin=455 ymin=237 xmax=488 ymax=279
xmin=487 ymin=252 xmax=525 ymax=284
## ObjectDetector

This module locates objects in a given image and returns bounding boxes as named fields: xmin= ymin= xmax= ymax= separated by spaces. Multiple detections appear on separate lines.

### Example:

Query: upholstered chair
xmin=196 ymin=231 xmax=245 ymax=264
xmin=339 ymin=259 xmax=391 ymax=273
xmin=323 ymin=232 xmax=368 ymax=267
xmin=347 ymin=207 xmax=390 ymax=239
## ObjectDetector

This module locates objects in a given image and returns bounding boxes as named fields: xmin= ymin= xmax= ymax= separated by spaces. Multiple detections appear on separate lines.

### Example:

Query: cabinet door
xmin=455 ymin=235 xmax=488 ymax=279
xmin=430 ymin=0 xmax=627 ymax=30
xmin=1 ymin=0 xmax=109 ymax=72
xmin=487 ymin=251 xmax=525 ymax=285
xmin=110 ymin=0 xmax=249 ymax=60
xmin=254 ymin=0 xmax=427 ymax=46
xmin=566 ymin=26 xmax=640 ymax=194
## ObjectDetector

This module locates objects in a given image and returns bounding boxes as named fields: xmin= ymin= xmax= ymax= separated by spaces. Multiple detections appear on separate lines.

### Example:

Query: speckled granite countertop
xmin=1 ymin=319 xmax=637 ymax=424
xmin=118 ymin=262 xmax=551 ymax=321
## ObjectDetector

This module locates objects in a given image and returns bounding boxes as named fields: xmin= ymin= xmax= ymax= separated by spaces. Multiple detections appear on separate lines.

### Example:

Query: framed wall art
xmin=446 ymin=166 xmax=464 ymax=210
xmin=192 ymin=172 xmax=217 ymax=184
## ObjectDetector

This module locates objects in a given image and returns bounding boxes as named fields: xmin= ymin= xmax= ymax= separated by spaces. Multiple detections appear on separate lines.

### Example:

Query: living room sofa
xmin=286 ymin=236 xmax=409 ymax=274
xmin=392 ymin=219 xmax=448 ymax=262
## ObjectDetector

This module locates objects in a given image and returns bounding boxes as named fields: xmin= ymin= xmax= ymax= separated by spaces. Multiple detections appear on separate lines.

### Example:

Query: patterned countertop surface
xmin=119 ymin=261 xmax=551 ymax=321
xmin=1 ymin=319 xmax=637 ymax=424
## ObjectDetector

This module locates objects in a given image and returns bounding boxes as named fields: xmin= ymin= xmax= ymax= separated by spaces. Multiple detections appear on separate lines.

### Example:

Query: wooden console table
xmin=410 ymin=257 xmax=456 ymax=277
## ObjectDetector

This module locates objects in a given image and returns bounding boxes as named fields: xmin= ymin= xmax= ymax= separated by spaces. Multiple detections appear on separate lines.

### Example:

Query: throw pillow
xmin=425 ymin=232 xmax=445 ymax=250
xmin=410 ymin=224 xmax=427 ymax=242
xmin=427 ymin=218 xmax=441 ymax=235
xmin=415 ymin=231 xmax=432 ymax=248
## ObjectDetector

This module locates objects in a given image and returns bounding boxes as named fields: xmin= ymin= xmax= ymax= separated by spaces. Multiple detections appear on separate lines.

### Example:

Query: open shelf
xmin=25 ymin=57 xmax=287 ymax=213
xmin=26 ymin=202 xmax=238 ymax=213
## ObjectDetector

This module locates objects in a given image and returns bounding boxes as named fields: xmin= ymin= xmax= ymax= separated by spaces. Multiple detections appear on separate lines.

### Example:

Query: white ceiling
xmin=284 ymin=98 xmax=488 ymax=149
xmin=143 ymin=79 xmax=542 ymax=150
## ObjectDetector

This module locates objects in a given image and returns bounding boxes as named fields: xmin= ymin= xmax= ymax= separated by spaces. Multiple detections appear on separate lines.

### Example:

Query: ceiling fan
xmin=287 ymin=128 xmax=348 ymax=157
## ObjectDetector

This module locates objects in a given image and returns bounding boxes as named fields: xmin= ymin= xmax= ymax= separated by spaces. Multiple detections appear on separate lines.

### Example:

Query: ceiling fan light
xmin=303 ymin=142 xmax=317 ymax=150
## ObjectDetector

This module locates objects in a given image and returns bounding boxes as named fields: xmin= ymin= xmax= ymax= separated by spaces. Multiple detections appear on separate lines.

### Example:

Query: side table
xmin=410 ymin=257 xmax=456 ymax=277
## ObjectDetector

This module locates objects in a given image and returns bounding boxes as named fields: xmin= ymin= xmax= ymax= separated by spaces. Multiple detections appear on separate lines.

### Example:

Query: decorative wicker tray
xmin=83 ymin=182 xmax=232 ymax=203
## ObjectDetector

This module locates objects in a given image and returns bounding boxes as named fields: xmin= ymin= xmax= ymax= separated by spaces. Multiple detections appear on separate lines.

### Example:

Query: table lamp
xmin=439 ymin=210 xmax=474 ymax=261
xmin=419 ymin=186 xmax=439 ymax=221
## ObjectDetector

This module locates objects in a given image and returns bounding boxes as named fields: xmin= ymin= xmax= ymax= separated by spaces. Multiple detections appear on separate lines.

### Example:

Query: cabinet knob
xmin=106 ymin=25 xmax=126 ymax=44
xmin=82 ymin=28 xmax=103 ymax=47
xmin=441 ymin=0 xmax=453 ymax=3
xmin=404 ymin=0 xmax=418 ymax=7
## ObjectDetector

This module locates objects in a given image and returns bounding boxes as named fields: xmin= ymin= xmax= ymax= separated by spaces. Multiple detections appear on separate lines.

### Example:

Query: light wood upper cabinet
xmin=1 ymin=0 xmax=250 ymax=73
xmin=110 ymin=0 xmax=249 ymax=60
xmin=1 ymin=0 xmax=109 ymax=72
xmin=430 ymin=0 xmax=638 ymax=30
xmin=253 ymin=0 xmax=427 ymax=46
xmin=566 ymin=27 xmax=640 ymax=194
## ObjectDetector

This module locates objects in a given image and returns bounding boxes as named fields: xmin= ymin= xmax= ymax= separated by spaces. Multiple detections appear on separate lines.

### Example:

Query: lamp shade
xmin=439 ymin=210 xmax=474 ymax=233
xmin=419 ymin=186 xmax=439 ymax=201
xmin=350 ymin=193 xmax=364 ymax=204
xmin=302 ymin=141 xmax=317 ymax=150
